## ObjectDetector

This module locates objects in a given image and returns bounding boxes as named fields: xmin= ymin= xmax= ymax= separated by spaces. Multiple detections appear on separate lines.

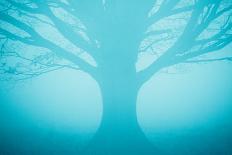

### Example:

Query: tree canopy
xmin=0 ymin=0 xmax=231 ymax=84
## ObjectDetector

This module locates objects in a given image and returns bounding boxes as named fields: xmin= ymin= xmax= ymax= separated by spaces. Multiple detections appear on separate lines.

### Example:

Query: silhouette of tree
xmin=0 ymin=0 xmax=232 ymax=154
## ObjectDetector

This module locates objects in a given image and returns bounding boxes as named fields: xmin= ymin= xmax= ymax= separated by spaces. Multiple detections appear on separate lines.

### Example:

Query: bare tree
xmin=0 ymin=0 xmax=232 ymax=154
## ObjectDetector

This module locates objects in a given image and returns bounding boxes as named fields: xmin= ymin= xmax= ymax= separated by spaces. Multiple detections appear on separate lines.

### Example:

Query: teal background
xmin=0 ymin=0 xmax=232 ymax=154
xmin=0 ymin=45 xmax=232 ymax=154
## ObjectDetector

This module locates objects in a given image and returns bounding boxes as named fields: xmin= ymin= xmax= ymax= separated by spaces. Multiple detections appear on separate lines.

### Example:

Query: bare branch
xmin=183 ymin=56 xmax=232 ymax=63
xmin=38 ymin=2 xmax=99 ymax=60
xmin=138 ymin=0 xmax=232 ymax=85
xmin=0 ymin=10 xmax=97 ymax=77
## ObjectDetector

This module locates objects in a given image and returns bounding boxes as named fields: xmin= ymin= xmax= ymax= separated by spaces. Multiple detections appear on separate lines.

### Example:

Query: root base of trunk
xmin=82 ymin=128 xmax=158 ymax=155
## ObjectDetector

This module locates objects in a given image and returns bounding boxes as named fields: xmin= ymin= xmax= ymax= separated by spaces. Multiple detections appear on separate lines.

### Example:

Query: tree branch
xmin=38 ymin=2 xmax=99 ymax=60
xmin=183 ymin=56 xmax=232 ymax=63
xmin=138 ymin=1 xmax=232 ymax=86
xmin=0 ymin=12 xmax=97 ymax=77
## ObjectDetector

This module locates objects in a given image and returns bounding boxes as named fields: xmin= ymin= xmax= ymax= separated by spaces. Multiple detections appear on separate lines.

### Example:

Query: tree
xmin=0 ymin=0 xmax=232 ymax=154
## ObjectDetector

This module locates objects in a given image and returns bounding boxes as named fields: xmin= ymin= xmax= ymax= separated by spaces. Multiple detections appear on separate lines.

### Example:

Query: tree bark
xmin=83 ymin=69 xmax=156 ymax=155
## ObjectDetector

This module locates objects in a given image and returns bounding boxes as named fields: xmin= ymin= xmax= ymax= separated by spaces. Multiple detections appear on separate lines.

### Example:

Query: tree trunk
xmin=83 ymin=69 xmax=157 ymax=155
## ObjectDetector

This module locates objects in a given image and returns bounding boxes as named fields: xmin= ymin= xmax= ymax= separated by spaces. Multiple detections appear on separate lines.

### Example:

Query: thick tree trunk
xmin=83 ymin=70 xmax=156 ymax=154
